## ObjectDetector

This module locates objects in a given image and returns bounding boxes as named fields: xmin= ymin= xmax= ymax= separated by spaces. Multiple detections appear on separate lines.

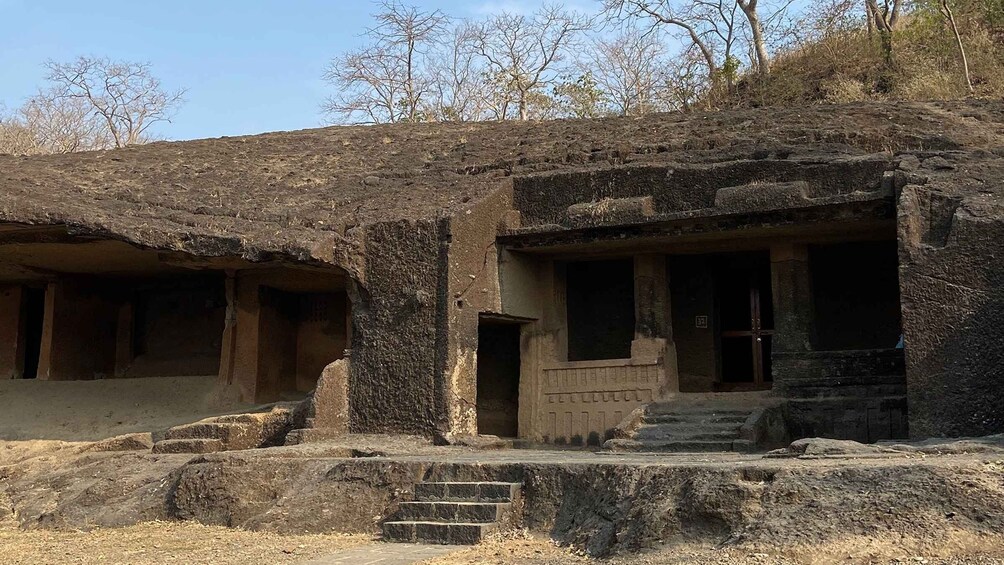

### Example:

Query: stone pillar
xmin=770 ymin=243 xmax=814 ymax=352
xmin=217 ymin=271 xmax=238 ymax=387
xmin=231 ymin=275 xmax=263 ymax=402
xmin=633 ymin=254 xmax=670 ymax=344
xmin=0 ymin=285 xmax=24 ymax=379
xmin=521 ymin=259 xmax=563 ymax=441
xmin=36 ymin=283 xmax=56 ymax=380
xmin=632 ymin=254 xmax=679 ymax=394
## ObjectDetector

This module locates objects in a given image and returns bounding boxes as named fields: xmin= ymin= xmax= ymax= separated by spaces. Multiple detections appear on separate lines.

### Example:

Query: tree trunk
xmin=865 ymin=1 xmax=875 ymax=38
xmin=738 ymin=1 xmax=770 ymax=75
xmin=865 ymin=0 xmax=895 ymax=63
xmin=941 ymin=0 xmax=975 ymax=94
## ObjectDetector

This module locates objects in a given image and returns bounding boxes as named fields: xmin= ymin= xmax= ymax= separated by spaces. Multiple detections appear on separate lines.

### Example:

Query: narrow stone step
xmin=643 ymin=413 xmax=749 ymax=425
xmin=152 ymin=438 xmax=224 ymax=454
xmin=604 ymin=438 xmax=755 ymax=453
xmin=398 ymin=501 xmax=507 ymax=523
xmin=164 ymin=422 xmax=247 ymax=443
xmin=382 ymin=521 xmax=498 ymax=545
xmin=414 ymin=482 xmax=520 ymax=503
xmin=634 ymin=426 xmax=742 ymax=441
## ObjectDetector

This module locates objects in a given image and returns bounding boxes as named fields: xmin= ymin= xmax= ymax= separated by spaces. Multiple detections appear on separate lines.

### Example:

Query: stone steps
xmin=383 ymin=481 xmax=522 ymax=545
xmin=152 ymin=438 xmax=224 ymax=454
xmin=397 ymin=501 xmax=507 ymax=522
xmin=151 ymin=404 xmax=296 ymax=454
xmin=605 ymin=438 xmax=756 ymax=453
xmin=634 ymin=425 xmax=742 ymax=441
xmin=604 ymin=399 xmax=765 ymax=453
xmin=642 ymin=413 xmax=749 ymax=425
xmin=381 ymin=521 xmax=499 ymax=545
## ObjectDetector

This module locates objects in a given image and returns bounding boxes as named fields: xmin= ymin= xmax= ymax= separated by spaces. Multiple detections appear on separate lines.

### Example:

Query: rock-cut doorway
xmin=475 ymin=318 xmax=521 ymax=438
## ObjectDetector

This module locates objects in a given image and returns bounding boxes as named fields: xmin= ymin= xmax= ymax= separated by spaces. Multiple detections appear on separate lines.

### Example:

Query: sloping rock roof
xmin=0 ymin=100 xmax=1001 ymax=268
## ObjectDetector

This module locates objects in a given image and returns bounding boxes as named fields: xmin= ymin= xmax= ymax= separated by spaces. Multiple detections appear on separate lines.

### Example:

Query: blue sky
xmin=0 ymin=1 xmax=595 ymax=141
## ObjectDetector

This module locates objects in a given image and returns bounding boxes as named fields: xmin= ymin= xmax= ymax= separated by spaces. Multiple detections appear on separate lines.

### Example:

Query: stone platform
xmin=6 ymin=434 xmax=1004 ymax=558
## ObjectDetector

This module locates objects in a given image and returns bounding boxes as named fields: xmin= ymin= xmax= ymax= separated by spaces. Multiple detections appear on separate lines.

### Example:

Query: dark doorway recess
xmin=21 ymin=286 xmax=45 ymax=379
xmin=476 ymin=320 xmax=521 ymax=438
xmin=258 ymin=288 xmax=347 ymax=401
xmin=810 ymin=241 xmax=901 ymax=350
xmin=566 ymin=259 xmax=635 ymax=361
xmin=716 ymin=252 xmax=774 ymax=390
xmin=129 ymin=280 xmax=226 ymax=377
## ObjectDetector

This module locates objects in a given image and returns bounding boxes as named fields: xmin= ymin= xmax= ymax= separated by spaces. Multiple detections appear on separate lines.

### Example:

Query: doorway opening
xmin=126 ymin=278 xmax=226 ymax=378
xmin=20 ymin=286 xmax=45 ymax=379
xmin=715 ymin=252 xmax=774 ymax=390
xmin=257 ymin=288 xmax=348 ymax=402
xmin=810 ymin=241 xmax=901 ymax=350
xmin=476 ymin=319 xmax=521 ymax=438
xmin=565 ymin=259 xmax=635 ymax=361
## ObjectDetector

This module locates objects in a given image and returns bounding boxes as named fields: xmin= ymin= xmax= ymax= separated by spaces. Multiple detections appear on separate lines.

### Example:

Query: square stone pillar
xmin=632 ymin=254 xmax=679 ymax=394
xmin=231 ymin=275 xmax=263 ymax=402
xmin=770 ymin=243 xmax=814 ymax=352
xmin=0 ymin=285 xmax=24 ymax=379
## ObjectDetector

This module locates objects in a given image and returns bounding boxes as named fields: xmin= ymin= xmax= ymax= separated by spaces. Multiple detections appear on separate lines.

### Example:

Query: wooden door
xmin=717 ymin=258 xmax=774 ymax=389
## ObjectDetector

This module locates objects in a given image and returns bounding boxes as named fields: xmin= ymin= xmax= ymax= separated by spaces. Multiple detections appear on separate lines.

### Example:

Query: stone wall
xmin=439 ymin=188 xmax=517 ymax=438
xmin=775 ymin=349 xmax=907 ymax=442
xmin=348 ymin=219 xmax=448 ymax=435
xmin=898 ymin=180 xmax=1004 ymax=438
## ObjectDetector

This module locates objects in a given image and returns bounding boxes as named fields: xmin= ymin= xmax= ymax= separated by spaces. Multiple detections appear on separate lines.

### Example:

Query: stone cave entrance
xmin=716 ymin=252 xmax=775 ymax=390
xmin=671 ymin=251 xmax=775 ymax=393
xmin=19 ymin=286 xmax=45 ymax=379
xmin=476 ymin=318 xmax=521 ymax=438
xmin=255 ymin=288 xmax=348 ymax=401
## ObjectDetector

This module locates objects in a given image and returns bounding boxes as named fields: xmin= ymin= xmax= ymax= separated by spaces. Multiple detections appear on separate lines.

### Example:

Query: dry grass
xmin=722 ymin=11 xmax=1004 ymax=110
xmin=0 ymin=519 xmax=371 ymax=565
xmin=418 ymin=530 xmax=587 ymax=564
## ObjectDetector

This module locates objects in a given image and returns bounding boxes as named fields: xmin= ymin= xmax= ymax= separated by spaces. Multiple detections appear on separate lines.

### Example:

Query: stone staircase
xmin=603 ymin=392 xmax=776 ymax=452
xmin=152 ymin=403 xmax=296 ymax=454
xmin=382 ymin=481 xmax=522 ymax=545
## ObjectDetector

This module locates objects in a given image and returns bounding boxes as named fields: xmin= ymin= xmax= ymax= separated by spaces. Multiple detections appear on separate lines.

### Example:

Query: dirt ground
xmin=0 ymin=377 xmax=254 ymax=441
xmin=421 ymin=531 xmax=1004 ymax=565
xmin=0 ymin=519 xmax=369 ymax=565
xmin=6 ymin=525 xmax=1004 ymax=565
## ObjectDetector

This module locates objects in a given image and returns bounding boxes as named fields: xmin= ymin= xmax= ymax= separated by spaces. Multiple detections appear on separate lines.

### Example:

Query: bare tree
xmin=0 ymin=88 xmax=115 ymax=156
xmin=0 ymin=108 xmax=38 ymax=156
xmin=866 ymin=0 xmax=904 ymax=29
xmin=323 ymin=1 xmax=449 ymax=124
xmin=661 ymin=48 xmax=711 ymax=111
xmin=425 ymin=24 xmax=491 ymax=121
xmin=938 ymin=0 xmax=975 ymax=93
xmin=44 ymin=57 xmax=185 ymax=148
xmin=865 ymin=0 xmax=904 ymax=61
xmin=471 ymin=4 xmax=592 ymax=120
xmin=324 ymin=46 xmax=410 ymax=124
xmin=737 ymin=0 xmax=772 ymax=74
xmin=604 ymin=0 xmax=720 ymax=79
xmin=797 ymin=0 xmax=863 ymax=42
xmin=693 ymin=0 xmax=744 ymax=87
xmin=552 ymin=72 xmax=609 ymax=118
xmin=579 ymin=28 xmax=672 ymax=115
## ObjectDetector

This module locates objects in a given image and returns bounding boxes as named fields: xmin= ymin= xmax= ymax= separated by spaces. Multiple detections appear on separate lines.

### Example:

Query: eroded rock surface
xmin=3 ymin=438 xmax=1004 ymax=557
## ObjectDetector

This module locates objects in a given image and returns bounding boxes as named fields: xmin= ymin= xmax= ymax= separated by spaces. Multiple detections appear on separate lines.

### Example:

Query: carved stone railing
xmin=540 ymin=358 xmax=663 ymax=446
